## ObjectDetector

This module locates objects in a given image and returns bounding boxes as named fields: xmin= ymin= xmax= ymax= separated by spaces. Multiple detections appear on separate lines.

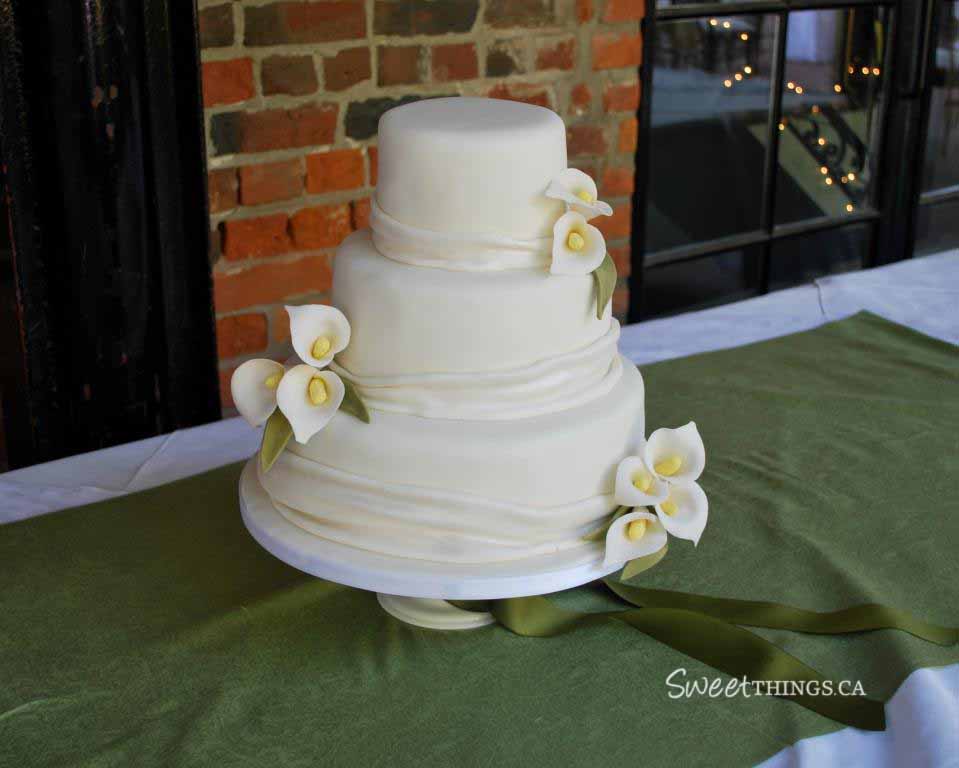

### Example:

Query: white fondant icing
xmin=370 ymin=198 xmax=552 ymax=272
xmin=330 ymin=323 xmax=622 ymax=420
xmin=332 ymin=230 xmax=611 ymax=377
xmin=285 ymin=361 xmax=645 ymax=509
xmin=376 ymin=97 xmax=567 ymax=238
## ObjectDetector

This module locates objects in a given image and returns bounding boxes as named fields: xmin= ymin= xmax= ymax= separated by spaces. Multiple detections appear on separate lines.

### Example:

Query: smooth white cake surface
xmin=376 ymin=97 xmax=567 ymax=238
xmin=333 ymin=230 xmax=611 ymax=377
xmin=258 ymin=362 xmax=645 ymax=563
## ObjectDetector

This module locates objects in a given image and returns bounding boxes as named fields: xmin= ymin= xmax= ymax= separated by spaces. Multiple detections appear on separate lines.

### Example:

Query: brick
xmin=487 ymin=83 xmax=551 ymax=109
xmin=219 ymin=366 xmax=236 ymax=409
xmin=378 ymin=45 xmax=423 ymax=86
xmin=432 ymin=43 xmax=478 ymax=82
xmin=202 ymin=58 xmax=254 ymax=107
xmin=486 ymin=0 xmax=555 ymax=28
xmin=609 ymin=245 xmax=631 ymax=277
xmin=602 ymin=165 xmax=634 ymax=195
xmin=351 ymin=197 xmax=372 ymax=230
xmin=208 ymin=168 xmax=238 ymax=213
xmin=603 ymin=0 xmax=644 ymax=21
xmin=367 ymin=146 xmax=378 ymax=185
xmin=211 ymin=103 xmax=338 ymax=155
xmin=239 ymin=159 xmax=304 ymax=206
xmin=199 ymin=4 xmax=234 ymax=48
xmin=576 ymin=0 xmax=593 ymax=22
xmin=344 ymin=96 xmax=421 ymax=140
xmin=604 ymin=81 xmax=640 ymax=111
xmin=210 ymin=228 xmax=222 ymax=265
xmin=486 ymin=40 xmax=526 ymax=77
xmin=570 ymin=83 xmax=592 ymax=113
xmin=222 ymin=214 xmax=292 ymax=261
xmin=595 ymin=200 xmax=631 ymax=238
xmin=261 ymin=55 xmax=318 ymax=96
xmin=618 ymin=116 xmax=638 ymax=152
xmin=214 ymin=255 xmax=334 ymax=313
xmin=244 ymin=2 xmax=365 ymax=46
xmin=535 ymin=37 xmax=574 ymax=71
xmin=290 ymin=204 xmax=353 ymax=250
xmin=567 ymin=123 xmax=607 ymax=155
xmin=592 ymin=31 xmax=642 ymax=70
xmin=217 ymin=313 xmax=269 ymax=358
xmin=272 ymin=305 xmax=292 ymax=344
xmin=323 ymin=47 xmax=371 ymax=91
xmin=306 ymin=149 xmax=364 ymax=194
xmin=374 ymin=1 xmax=478 ymax=36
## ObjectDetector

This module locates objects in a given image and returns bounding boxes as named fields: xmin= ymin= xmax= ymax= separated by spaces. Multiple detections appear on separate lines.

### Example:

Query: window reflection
xmin=769 ymin=224 xmax=868 ymax=289
xmin=775 ymin=8 xmax=887 ymax=225
xmin=922 ymin=1 xmax=959 ymax=193
xmin=645 ymin=15 xmax=777 ymax=252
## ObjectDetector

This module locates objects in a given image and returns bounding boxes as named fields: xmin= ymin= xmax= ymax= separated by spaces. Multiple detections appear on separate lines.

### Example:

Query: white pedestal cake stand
xmin=239 ymin=459 xmax=619 ymax=630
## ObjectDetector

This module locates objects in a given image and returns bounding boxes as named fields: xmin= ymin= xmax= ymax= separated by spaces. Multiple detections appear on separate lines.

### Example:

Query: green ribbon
xmin=486 ymin=580 xmax=958 ymax=732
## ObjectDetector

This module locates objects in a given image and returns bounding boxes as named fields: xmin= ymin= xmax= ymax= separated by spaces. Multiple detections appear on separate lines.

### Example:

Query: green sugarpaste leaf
xmin=260 ymin=410 xmax=293 ymax=473
xmin=621 ymin=544 xmax=668 ymax=582
xmin=592 ymin=252 xmax=617 ymax=320
xmin=339 ymin=377 xmax=371 ymax=424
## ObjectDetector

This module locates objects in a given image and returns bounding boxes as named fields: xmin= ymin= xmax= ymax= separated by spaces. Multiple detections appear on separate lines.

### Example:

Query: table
xmin=3 ymin=250 xmax=957 ymax=767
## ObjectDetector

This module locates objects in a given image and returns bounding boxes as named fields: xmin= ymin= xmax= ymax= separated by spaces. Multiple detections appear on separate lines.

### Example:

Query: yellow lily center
xmin=661 ymin=499 xmax=678 ymax=516
xmin=307 ymin=377 xmax=328 ymax=406
xmin=567 ymin=231 xmax=586 ymax=251
xmin=576 ymin=189 xmax=595 ymax=203
xmin=311 ymin=336 xmax=332 ymax=359
xmin=264 ymin=372 xmax=282 ymax=390
xmin=626 ymin=519 xmax=647 ymax=541
xmin=632 ymin=471 xmax=653 ymax=493
xmin=654 ymin=454 xmax=683 ymax=477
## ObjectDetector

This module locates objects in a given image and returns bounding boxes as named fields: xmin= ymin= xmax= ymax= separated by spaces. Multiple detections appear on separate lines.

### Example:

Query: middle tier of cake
xmin=330 ymin=230 xmax=620 ymax=420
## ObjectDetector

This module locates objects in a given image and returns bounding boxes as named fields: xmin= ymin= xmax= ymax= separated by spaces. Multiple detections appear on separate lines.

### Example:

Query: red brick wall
xmin=199 ymin=0 xmax=643 ymax=410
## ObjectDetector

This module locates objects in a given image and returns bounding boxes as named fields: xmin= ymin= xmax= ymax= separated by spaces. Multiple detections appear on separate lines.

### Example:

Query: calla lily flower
xmin=545 ymin=168 xmax=613 ymax=220
xmin=614 ymin=455 xmax=669 ymax=507
xmin=276 ymin=364 xmax=345 ymax=444
xmin=603 ymin=510 xmax=668 ymax=567
xmin=550 ymin=211 xmax=607 ymax=276
xmin=231 ymin=359 xmax=285 ymax=427
xmin=654 ymin=480 xmax=709 ymax=546
xmin=287 ymin=304 xmax=351 ymax=369
xmin=645 ymin=422 xmax=706 ymax=485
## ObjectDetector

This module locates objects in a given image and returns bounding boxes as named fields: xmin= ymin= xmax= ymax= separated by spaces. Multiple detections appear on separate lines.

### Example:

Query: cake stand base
xmin=376 ymin=594 xmax=495 ymax=630
xmin=239 ymin=459 xmax=620 ymax=628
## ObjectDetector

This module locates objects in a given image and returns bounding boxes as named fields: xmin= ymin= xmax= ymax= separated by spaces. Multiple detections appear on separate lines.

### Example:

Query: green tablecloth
xmin=2 ymin=312 xmax=957 ymax=767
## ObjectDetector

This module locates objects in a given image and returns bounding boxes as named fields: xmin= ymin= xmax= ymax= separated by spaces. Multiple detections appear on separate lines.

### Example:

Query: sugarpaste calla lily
xmin=276 ymin=365 xmax=345 ymax=444
xmin=603 ymin=510 xmax=668 ymax=567
xmin=231 ymin=358 xmax=285 ymax=427
xmin=614 ymin=455 xmax=669 ymax=507
xmin=545 ymin=168 xmax=613 ymax=220
xmin=654 ymin=480 xmax=709 ymax=546
xmin=645 ymin=422 xmax=706 ymax=485
xmin=287 ymin=304 xmax=351 ymax=369
xmin=550 ymin=211 xmax=607 ymax=276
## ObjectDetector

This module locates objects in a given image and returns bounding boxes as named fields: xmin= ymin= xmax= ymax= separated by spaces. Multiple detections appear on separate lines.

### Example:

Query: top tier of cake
xmin=376 ymin=97 xmax=567 ymax=239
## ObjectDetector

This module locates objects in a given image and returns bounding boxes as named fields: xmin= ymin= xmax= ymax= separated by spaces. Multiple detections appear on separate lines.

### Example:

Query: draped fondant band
xmin=371 ymin=198 xmax=552 ymax=272
xmin=259 ymin=450 xmax=614 ymax=564
xmin=330 ymin=322 xmax=623 ymax=420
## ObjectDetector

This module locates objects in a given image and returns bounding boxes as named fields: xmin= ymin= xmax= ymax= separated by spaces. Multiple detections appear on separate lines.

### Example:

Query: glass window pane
xmin=775 ymin=8 xmax=888 ymax=226
xmin=916 ymin=200 xmax=959 ymax=256
xmin=645 ymin=15 xmax=777 ymax=252
xmin=922 ymin=1 xmax=959 ymax=193
xmin=769 ymin=224 xmax=869 ymax=290
xmin=640 ymin=247 xmax=762 ymax=318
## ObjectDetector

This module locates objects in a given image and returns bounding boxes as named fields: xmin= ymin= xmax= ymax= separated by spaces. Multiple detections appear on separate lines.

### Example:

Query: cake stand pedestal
xmin=239 ymin=460 xmax=619 ymax=630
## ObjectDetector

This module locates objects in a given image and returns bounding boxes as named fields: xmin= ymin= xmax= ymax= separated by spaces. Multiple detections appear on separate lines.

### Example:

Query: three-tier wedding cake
xmin=233 ymin=98 xmax=708 ymax=592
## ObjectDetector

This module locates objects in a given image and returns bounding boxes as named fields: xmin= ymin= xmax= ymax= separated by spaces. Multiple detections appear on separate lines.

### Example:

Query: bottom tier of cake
xmin=257 ymin=358 xmax=645 ymax=564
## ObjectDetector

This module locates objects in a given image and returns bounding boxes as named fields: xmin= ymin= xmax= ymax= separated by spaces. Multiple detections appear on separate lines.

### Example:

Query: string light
xmin=735 ymin=73 xmax=743 ymax=81
xmin=848 ymin=66 xmax=855 ymax=74
xmin=722 ymin=20 xmax=731 ymax=28
xmin=778 ymin=122 xmax=785 ymax=131
xmin=834 ymin=84 xmax=842 ymax=93
xmin=847 ymin=172 xmax=856 ymax=181
xmin=861 ymin=66 xmax=870 ymax=75
xmin=845 ymin=203 xmax=854 ymax=212
xmin=744 ymin=65 xmax=752 ymax=74
xmin=740 ymin=32 xmax=749 ymax=41
xmin=817 ymin=137 xmax=826 ymax=146
xmin=811 ymin=105 xmax=820 ymax=114
xmin=795 ymin=86 xmax=804 ymax=94
xmin=709 ymin=18 xmax=718 ymax=25
xmin=841 ymin=175 xmax=848 ymax=183
xmin=787 ymin=81 xmax=795 ymax=90
xmin=825 ymin=177 xmax=834 ymax=185
xmin=872 ymin=67 xmax=880 ymax=76
xmin=820 ymin=166 xmax=829 ymax=175
xmin=724 ymin=79 xmax=733 ymax=87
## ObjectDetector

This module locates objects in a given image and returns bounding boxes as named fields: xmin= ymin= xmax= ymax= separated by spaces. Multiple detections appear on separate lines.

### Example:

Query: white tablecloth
xmin=3 ymin=250 xmax=958 ymax=767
